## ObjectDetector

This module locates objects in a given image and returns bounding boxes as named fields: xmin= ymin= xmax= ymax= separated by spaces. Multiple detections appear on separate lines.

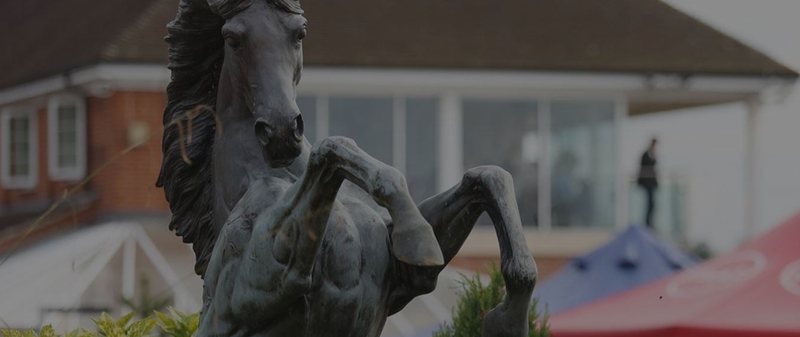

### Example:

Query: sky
xmin=623 ymin=0 xmax=800 ymax=252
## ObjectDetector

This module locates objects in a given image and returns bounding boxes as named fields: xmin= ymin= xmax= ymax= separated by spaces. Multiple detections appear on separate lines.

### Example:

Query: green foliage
xmin=63 ymin=328 xmax=95 ymax=337
xmin=1 ymin=327 xmax=38 ymax=337
xmin=119 ymin=276 xmax=173 ymax=319
xmin=1 ymin=308 xmax=196 ymax=337
xmin=0 ymin=325 xmax=80 ymax=337
xmin=432 ymin=264 xmax=550 ymax=337
xmin=690 ymin=242 xmax=713 ymax=260
xmin=153 ymin=308 xmax=199 ymax=337
xmin=92 ymin=312 xmax=156 ymax=337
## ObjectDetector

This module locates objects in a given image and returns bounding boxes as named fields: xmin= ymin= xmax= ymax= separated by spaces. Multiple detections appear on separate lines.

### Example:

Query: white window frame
xmin=1 ymin=106 xmax=38 ymax=189
xmin=47 ymin=94 xmax=87 ymax=181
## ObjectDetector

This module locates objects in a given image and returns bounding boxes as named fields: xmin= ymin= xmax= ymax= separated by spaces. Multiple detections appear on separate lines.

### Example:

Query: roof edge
xmin=659 ymin=1 xmax=798 ymax=78
xmin=1 ymin=63 xmax=795 ymax=107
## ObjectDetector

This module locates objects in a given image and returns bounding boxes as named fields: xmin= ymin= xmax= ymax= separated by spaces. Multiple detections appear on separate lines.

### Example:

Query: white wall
xmin=623 ymin=0 xmax=800 ymax=253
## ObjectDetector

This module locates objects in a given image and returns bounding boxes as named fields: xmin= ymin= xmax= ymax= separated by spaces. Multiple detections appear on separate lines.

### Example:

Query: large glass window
xmin=329 ymin=96 xmax=394 ymax=165
xmin=295 ymin=95 xmax=318 ymax=145
xmin=463 ymin=99 xmax=539 ymax=227
xmin=406 ymin=98 xmax=438 ymax=202
xmin=297 ymin=95 xmax=439 ymax=203
xmin=1 ymin=108 xmax=37 ymax=189
xmin=550 ymin=100 xmax=616 ymax=228
xmin=297 ymin=93 xmax=620 ymax=230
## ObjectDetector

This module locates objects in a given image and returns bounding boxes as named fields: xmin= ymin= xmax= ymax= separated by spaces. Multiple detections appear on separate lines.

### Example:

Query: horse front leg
xmin=305 ymin=136 xmax=445 ymax=266
xmin=395 ymin=165 xmax=537 ymax=337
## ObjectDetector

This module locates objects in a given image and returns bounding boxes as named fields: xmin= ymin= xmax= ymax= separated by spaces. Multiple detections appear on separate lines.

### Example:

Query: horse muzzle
xmin=254 ymin=116 xmax=304 ymax=168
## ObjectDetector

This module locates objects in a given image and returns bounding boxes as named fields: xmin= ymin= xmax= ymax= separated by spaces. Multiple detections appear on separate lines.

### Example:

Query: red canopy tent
xmin=549 ymin=212 xmax=800 ymax=337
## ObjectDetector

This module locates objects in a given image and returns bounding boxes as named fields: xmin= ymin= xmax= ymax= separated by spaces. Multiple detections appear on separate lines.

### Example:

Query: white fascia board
xmin=0 ymin=63 xmax=793 ymax=106
xmin=684 ymin=75 xmax=791 ymax=93
xmin=69 ymin=64 xmax=172 ymax=91
xmin=298 ymin=68 xmax=794 ymax=96
xmin=299 ymin=67 xmax=647 ymax=94
xmin=0 ymin=76 xmax=69 ymax=106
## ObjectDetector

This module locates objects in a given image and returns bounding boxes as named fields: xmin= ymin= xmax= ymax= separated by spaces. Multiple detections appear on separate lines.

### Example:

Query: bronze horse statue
xmin=157 ymin=0 xmax=537 ymax=336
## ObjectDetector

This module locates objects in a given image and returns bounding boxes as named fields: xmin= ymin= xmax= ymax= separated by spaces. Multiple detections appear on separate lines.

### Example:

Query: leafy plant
xmin=433 ymin=264 xmax=549 ymax=337
xmin=0 ymin=312 xmax=157 ymax=337
xmin=1 ymin=325 xmax=94 ymax=337
xmin=63 ymin=328 xmax=95 ymax=337
xmin=690 ymin=242 xmax=713 ymax=260
xmin=1 ymin=325 xmax=57 ymax=337
xmin=153 ymin=308 xmax=199 ymax=337
xmin=91 ymin=312 xmax=156 ymax=337
xmin=1 ymin=309 xmax=199 ymax=337
xmin=120 ymin=276 xmax=173 ymax=319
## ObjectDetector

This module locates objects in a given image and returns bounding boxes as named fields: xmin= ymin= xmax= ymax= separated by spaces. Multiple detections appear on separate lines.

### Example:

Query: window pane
xmin=463 ymin=99 xmax=539 ymax=227
xmin=550 ymin=100 xmax=616 ymax=229
xmin=59 ymin=105 xmax=76 ymax=120
xmin=296 ymin=95 xmax=317 ymax=145
xmin=329 ymin=96 xmax=393 ymax=165
xmin=59 ymin=132 xmax=76 ymax=144
xmin=55 ymin=104 xmax=80 ymax=170
xmin=406 ymin=97 xmax=438 ymax=202
xmin=8 ymin=116 xmax=31 ymax=177
xmin=59 ymin=105 xmax=76 ymax=133
xmin=60 ymin=153 xmax=77 ymax=167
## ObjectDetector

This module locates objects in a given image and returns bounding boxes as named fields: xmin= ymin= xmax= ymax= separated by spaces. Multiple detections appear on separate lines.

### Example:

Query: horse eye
xmin=296 ymin=27 xmax=307 ymax=42
xmin=225 ymin=36 xmax=240 ymax=49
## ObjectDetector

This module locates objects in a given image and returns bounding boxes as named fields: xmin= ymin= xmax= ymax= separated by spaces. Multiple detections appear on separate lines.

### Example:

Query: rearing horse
xmin=157 ymin=0 xmax=537 ymax=336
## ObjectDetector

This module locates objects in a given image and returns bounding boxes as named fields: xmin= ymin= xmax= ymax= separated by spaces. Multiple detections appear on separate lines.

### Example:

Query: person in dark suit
xmin=637 ymin=138 xmax=658 ymax=228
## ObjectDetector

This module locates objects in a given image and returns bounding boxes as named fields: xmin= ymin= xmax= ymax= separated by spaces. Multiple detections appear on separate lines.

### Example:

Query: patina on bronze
xmin=157 ymin=0 xmax=537 ymax=336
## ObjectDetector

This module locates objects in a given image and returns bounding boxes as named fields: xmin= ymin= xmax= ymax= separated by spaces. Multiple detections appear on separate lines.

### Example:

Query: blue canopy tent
xmin=392 ymin=226 xmax=698 ymax=337
xmin=532 ymin=225 xmax=698 ymax=315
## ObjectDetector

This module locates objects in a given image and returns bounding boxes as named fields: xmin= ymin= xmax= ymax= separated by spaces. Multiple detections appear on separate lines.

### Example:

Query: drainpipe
xmin=743 ymin=97 xmax=760 ymax=241
xmin=614 ymin=96 xmax=629 ymax=231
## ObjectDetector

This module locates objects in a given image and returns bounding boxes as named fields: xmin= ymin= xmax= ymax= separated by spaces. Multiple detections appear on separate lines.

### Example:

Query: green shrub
xmin=433 ymin=264 xmax=549 ymax=337
xmin=119 ymin=276 xmax=173 ymax=319
xmin=153 ymin=308 xmax=198 ymax=337
xmin=1 ymin=308 xmax=197 ymax=337
xmin=92 ymin=312 xmax=156 ymax=337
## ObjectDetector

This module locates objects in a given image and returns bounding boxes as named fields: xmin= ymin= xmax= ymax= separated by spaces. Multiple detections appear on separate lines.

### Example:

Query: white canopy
xmin=0 ymin=220 xmax=477 ymax=336
xmin=0 ymin=221 xmax=201 ymax=331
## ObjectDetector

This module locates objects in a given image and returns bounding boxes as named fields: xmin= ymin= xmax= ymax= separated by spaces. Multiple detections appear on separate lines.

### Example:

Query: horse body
xmin=158 ymin=1 xmax=537 ymax=336
xmin=202 ymin=141 xmax=413 ymax=337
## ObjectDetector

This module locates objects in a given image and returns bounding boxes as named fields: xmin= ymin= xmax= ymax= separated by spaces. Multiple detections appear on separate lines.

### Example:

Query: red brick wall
xmin=86 ymin=91 xmax=168 ymax=212
xmin=1 ymin=91 xmax=169 ymax=217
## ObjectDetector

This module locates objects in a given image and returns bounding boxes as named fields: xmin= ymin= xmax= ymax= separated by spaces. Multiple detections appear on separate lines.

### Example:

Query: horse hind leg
xmin=402 ymin=165 xmax=536 ymax=335
xmin=481 ymin=266 xmax=536 ymax=337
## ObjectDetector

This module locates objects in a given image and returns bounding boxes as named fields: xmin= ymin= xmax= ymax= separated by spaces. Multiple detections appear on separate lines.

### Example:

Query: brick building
xmin=0 ymin=0 xmax=796 ymax=334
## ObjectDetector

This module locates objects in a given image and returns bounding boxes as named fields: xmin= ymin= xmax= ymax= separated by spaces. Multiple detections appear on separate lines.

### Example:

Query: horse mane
xmin=157 ymin=0 xmax=302 ymax=276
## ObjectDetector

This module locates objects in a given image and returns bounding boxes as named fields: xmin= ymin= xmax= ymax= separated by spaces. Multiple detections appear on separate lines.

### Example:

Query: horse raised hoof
xmin=481 ymin=304 xmax=529 ymax=337
xmin=390 ymin=213 xmax=444 ymax=266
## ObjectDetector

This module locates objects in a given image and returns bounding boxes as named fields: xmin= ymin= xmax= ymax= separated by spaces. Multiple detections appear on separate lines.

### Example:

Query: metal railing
xmin=628 ymin=174 xmax=689 ymax=244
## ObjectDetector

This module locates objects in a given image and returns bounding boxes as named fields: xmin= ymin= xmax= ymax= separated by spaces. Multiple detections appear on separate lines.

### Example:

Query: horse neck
xmin=211 ymin=106 xmax=264 ymax=222
xmin=210 ymin=107 xmax=312 ymax=225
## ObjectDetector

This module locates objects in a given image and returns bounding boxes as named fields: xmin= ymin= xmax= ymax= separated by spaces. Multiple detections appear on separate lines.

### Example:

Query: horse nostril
xmin=293 ymin=115 xmax=304 ymax=141
xmin=254 ymin=120 xmax=274 ymax=146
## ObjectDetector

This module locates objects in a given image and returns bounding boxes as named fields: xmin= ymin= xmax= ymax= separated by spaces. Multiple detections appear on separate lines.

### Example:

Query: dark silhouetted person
xmin=637 ymin=138 xmax=658 ymax=228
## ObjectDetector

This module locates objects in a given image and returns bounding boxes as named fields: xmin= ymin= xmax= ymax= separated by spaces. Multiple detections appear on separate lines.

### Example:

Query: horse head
xmin=213 ymin=0 xmax=306 ymax=168
xmin=158 ymin=0 xmax=306 ymax=276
